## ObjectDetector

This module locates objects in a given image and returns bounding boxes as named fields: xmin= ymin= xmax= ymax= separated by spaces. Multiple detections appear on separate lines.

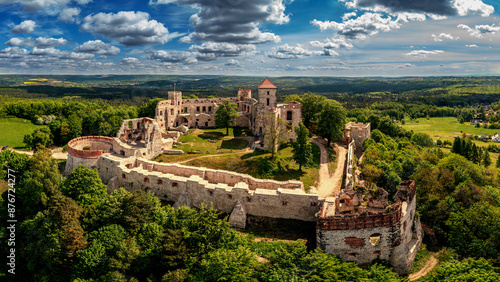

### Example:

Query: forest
xmin=1 ymin=76 xmax=500 ymax=281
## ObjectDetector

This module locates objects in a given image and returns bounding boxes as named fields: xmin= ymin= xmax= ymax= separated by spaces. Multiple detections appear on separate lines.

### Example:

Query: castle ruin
xmin=63 ymin=82 xmax=421 ymax=275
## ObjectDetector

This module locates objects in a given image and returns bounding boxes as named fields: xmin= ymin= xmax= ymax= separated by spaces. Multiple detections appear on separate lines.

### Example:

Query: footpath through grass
xmin=156 ymin=128 xmax=321 ymax=191
xmin=0 ymin=117 xmax=41 ymax=150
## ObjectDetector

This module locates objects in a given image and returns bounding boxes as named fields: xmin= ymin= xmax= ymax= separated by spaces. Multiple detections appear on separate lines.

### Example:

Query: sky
xmin=0 ymin=0 xmax=500 ymax=76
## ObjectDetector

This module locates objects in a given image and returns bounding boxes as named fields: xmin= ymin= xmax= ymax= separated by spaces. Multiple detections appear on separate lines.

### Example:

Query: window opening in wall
xmin=227 ymin=194 xmax=233 ymax=199
xmin=209 ymin=106 xmax=212 ymax=112
xmin=144 ymin=177 xmax=149 ymax=183
xmin=267 ymin=98 xmax=270 ymax=106
xmin=170 ymin=109 xmax=174 ymax=115
xmin=184 ymin=107 xmax=187 ymax=112
xmin=122 ymin=173 xmax=126 ymax=179
xmin=157 ymin=179 xmax=163 ymax=184
xmin=205 ymin=122 xmax=208 ymax=127
xmin=128 ymin=121 xmax=132 ymax=128
xmin=287 ymin=111 xmax=293 ymax=121
xmin=267 ymin=91 xmax=270 ymax=95
xmin=197 ymin=107 xmax=200 ymax=112
xmin=202 ymin=106 xmax=206 ymax=112
xmin=172 ymin=182 xmax=178 ymax=187
xmin=370 ymin=233 xmax=381 ymax=246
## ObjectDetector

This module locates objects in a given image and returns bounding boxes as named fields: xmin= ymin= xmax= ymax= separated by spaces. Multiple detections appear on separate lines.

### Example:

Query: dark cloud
xmin=152 ymin=0 xmax=286 ymax=44
xmin=81 ymin=11 xmax=169 ymax=46
xmin=148 ymin=50 xmax=198 ymax=64
xmin=356 ymin=0 xmax=456 ymax=16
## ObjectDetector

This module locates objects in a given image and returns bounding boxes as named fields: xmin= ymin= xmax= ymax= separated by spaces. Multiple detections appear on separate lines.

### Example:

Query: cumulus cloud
xmin=74 ymin=40 xmax=120 ymax=55
xmin=466 ymin=44 xmax=478 ymax=48
xmin=120 ymin=57 xmax=141 ymax=65
xmin=405 ymin=50 xmax=445 ymax=57
xmin=310 ymin=37 xmax=353 ymax=49
xmin=267 ymin=44 xmax=321 ymax=60
xmin=11 ymin=20 xmax=38 ymax=33
xmin=453 ymin=0 xmax=494 ymax=17
xmin=0 ymin=0 xmax=92 ymax=12
xmin=0 ymin=47 xmax=28 ymax=58
xmin=225 ymin=59 xmax=241 ymax=67
xmin=5 ymin=37 xmax=68 ymax=48
xmin=432 ymin=33 xmax=459 ymax=42
xmin=188 ymin=42 xmax=256 ymax=57
xmin=152 ymin=0 xmax=287 ymax=44
xmin=81 ymin=11 xmax=169 ymax=46
xmin=458 ymin=24 xmax=500 ymax=38
xmin=348 ymin=0 xmax=456 ymax=16
xmin=58 ymin=7 xmax=81 ymax=23
xmin=312 ymin=13 xmax=402 ymax=39
xmin=148 ymin=50 xmax=198 ymax=64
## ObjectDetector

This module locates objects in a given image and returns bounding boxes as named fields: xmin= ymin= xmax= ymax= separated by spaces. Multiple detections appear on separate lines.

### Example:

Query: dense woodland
xmin=1 ymin=76 xmax=500 ymax=281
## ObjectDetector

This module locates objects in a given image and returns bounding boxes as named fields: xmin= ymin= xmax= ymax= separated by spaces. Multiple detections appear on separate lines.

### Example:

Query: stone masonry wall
xmin=97 ymin=155 xmax=320 ymax=222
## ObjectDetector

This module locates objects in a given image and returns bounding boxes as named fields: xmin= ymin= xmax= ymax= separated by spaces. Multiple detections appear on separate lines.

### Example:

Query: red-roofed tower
xmin=258 ymin=77 xmax=277 ymax=109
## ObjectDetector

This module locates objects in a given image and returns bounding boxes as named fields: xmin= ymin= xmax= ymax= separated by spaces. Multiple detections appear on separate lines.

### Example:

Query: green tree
xmin=426 ymin=258 xmax=500 ymax=282
xmin=192 ymin=246 xmax=258 ymax=281
xmin=286 ymin=92 xmax=327 ymax=130
xmin=446 ymin=202 xmax=500 ymax=258
xmin=483 ymin=149 xmax=492 ymax=167
xmin=317 ymin=99 xmax=346 ymax=146
xmin=138 ymin=98 xmax=163 ymax=118
xmin=61 ymin=165 xmax=107 ymax=209
xmin=23 ymin=126 xmax=53 ymax=150
xmin=215 ymin=101 xmax=238 ymax=135
xmin=263 ymin=113 xmax=286 ymax=158
xmin=411 ymin=132 xmax=434 ymax=147
xmin=496 ymin=156 xmax=500 ymax=168
xmin=291 ymin=122 xmax=312 ymax=171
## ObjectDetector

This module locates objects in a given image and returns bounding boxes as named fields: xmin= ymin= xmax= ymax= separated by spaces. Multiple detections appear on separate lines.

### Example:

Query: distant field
xmin=403 ymin=117 xmax=500 ymax=136
xmin=0 ymin=118 xmax=41 ymax=150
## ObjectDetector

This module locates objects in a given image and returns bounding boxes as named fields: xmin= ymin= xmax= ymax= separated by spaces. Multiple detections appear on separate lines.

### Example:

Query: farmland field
xmin=0 ymin=118 xmax=41 ymax=150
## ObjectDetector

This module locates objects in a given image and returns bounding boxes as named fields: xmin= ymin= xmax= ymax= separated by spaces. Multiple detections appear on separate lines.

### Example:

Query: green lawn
xmin=403 ymin=117 xmax=500 ymax=136
xmin=0 ymin=118 xmax=42 ymax=150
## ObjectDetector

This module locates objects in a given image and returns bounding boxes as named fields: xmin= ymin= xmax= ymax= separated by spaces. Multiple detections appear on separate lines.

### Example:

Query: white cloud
xmin=0 ymin=47 xmax=28 ymax=58
xmin=405 ymin=50 xmax=445 ymax=57
xmin=11 ymin=20 xmax=38 ymax=33
xmin=310 ymin=37 xmax=353 ymax=49
xmin=432 ymin=33 xmax=459 ymax=42
xmin=5 ymin=37 xmax=68 ymax=48
xmin=188 ymin=42 xmax=256 ymax=57
xmin=58 ymin=8 xmax=81 ymax=23
xmin=0 ymin=0 xmax=92 ymax=12
xmin=120 ymin=57 xmax=141 ymax=65
xmin=225 ymin=59 xmax=241 ymax=67
xmin=458 ymin=23 xmax=500 ymax=38
xmin=267 ymin=44 xmax=321 ymax=60
xmin=81 ymin=11 xmax=169 ymax=46
xmin=452 ymin=0 xmax=494 ymax=17
xmin=342 ymin=12 xmax=357 ymax=21
xmin=74 ymin=40 xmax=120 ymax=55
xmin=466 ymin=44 xmax=478 ymax=48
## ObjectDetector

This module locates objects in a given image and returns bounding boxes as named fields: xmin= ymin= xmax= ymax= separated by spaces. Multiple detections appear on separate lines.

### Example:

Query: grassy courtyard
xmin=0 ymin=118 xmax=42 ymax=150
xmin=155 ymin=128 xmax=321 ymax=191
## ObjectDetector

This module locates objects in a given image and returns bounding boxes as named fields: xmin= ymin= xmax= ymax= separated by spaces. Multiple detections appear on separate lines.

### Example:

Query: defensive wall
xmin=316 ymin=180 xmax=422 ymax=275
xmin=345 ymin=122 xmax=371 ymax=149
xmin=97 ymin=155 xmax=321 ymax=222
xmin=64 ymin=136 xmax=114 ymax=175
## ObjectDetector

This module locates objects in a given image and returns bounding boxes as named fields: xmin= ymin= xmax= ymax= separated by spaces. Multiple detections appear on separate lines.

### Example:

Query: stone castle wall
xmin=345 ymin=122 xmax=371 ymax=149
xmin=97 ymin=155 xmax=321 ymax=222
xmin=64 ymin=136 xmax=115 ymax=175
xmin=316 ymin=181 xmax=422 ymax=275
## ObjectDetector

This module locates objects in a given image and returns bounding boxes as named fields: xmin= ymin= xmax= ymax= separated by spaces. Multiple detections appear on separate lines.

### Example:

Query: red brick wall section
xmin=345 ymin=237 xmax=365 ymax=247
xmin=68 ymin=136 xmax=114 ymax=159
xmin=317 ymin=203 xmax=403 ymax=231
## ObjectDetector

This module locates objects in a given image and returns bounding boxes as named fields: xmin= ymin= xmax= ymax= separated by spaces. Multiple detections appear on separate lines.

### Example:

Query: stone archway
xmin=175 ymin=116 xmax=188 ymax=127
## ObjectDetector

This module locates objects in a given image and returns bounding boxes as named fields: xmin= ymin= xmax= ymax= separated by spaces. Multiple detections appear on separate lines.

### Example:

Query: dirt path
xmin=311 ymin=138 xmax=347 ymax=198
xmin=7 ymin=148 xmax=67 ymax=160
xmin=408 ymin=254 xmax=439 ymax=281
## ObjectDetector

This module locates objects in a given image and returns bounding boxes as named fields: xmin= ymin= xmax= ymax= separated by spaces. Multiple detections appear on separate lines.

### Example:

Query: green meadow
xmin=0 ymin=118 xmax=41 ymax=150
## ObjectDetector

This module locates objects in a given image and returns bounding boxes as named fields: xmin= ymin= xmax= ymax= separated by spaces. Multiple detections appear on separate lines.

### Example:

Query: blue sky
xmin=0 ymin=0 xmax=499 ymax=76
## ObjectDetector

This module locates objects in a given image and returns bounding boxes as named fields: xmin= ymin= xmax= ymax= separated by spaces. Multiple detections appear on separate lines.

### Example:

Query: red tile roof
xmin=258 ymin=78 xmax=277 ymax=89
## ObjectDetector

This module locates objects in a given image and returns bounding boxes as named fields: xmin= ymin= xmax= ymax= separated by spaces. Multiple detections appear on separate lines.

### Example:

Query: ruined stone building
xmin=154 ymin=78 xmax=302 ymax=140
xmin=345 ymin=122 xmax=371 ymax=149
xmin=63 ymin=88 xmax=421 ymax=275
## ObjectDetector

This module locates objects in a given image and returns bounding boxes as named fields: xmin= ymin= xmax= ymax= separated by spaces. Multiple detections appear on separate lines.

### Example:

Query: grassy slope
xmin=0 ymin=118 xmax=41 ymax=150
